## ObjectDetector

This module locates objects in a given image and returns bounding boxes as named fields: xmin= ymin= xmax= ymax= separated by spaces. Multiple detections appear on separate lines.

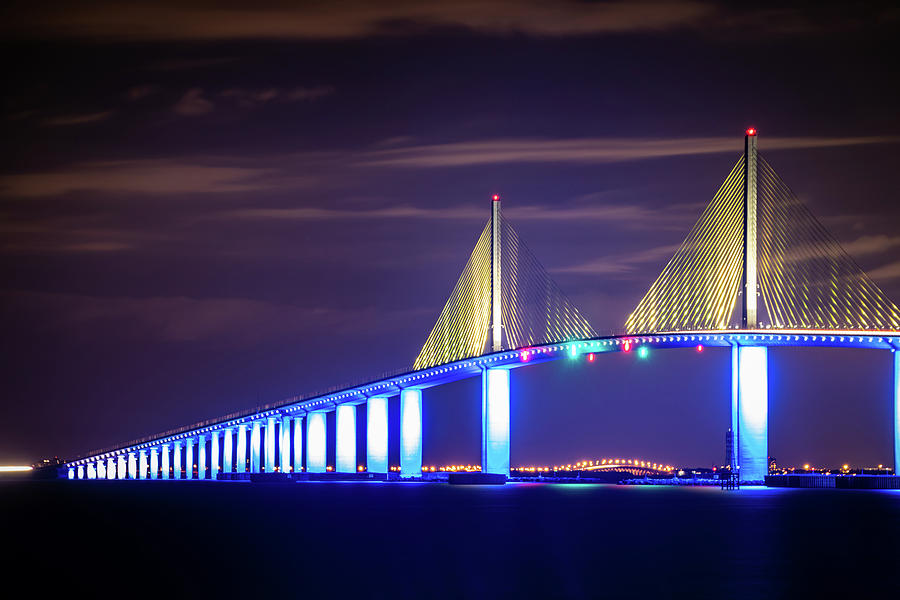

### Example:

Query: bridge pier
xmin=210 ymin=431 xmax=220 ymax=479
xmin=236 ymin=424 xmax=247 ymax=472
xmin=367 ymin=397 xmax=389 ymax=474
xmin=106 ymin=457 xmax=115 ymax=480
xmin=265 ymin=418 xmax=276 ymax=473
xmin=77 ymin=465 xmax=84 ymax=480
xmin=280 ymin=417 xmax=291 ymax=473
xmin=185 ymin=440 xmax=193 ymax=480
xmin=161 ymin=445 xmax=170 ymax=480
xmin=307 ymin=411 xmax=327 ymax=473
xmin=894 ymin=350 xmax=899 ymax=477
xmin=117 ymin=455 xmax=126 ymax=480
xmin=482 ymin=368 xmax=510 ymax=476
xmin=250 ymin=422 xmax=261 ymax=473
xmin=138 ymin=450 xmax=147 ymax=480
xmin=336 ymin=404 xmax=357 ymax=473
xmin=293 ymin=417 xmax=303 ymax=472
xmin=222 ymin=429 xmax=233 ymax=474
xmin=732 ymin=345 xmax=768 ymax=482
xmin=400 ymin=389 xmax=423 ymax=477
xmin=197 ymin=434 xmax=207 ymax=480
xmin=87 ymin=463 xmax=96 ymax=480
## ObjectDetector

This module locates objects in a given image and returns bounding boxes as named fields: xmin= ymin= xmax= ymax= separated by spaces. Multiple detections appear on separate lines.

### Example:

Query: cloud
xmin=42 ymin=111 xmax=113 ymax=126
xmin=552 ymin=244 xmax=680 ymax=276
xmin=840 ymin=235 xmax=900 ymax=257
xmin=220 ymin=85 xmax=334 ymax=107
xmin=173 ymin=88 xmax=214 ymax=116
xmin=125 ymin=84 xmax=159 ymax=101
xmin=867 ymin=261 xmax=900 ymax=281
xmin=0 ymin=159 xmax=280 ymax=197
xmin=359 ymin=136 xmax=900 ymax=168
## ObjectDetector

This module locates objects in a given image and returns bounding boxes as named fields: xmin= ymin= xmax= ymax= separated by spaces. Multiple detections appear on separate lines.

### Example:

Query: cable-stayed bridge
xmin=66 ymin=129 xmax=900 ymax=484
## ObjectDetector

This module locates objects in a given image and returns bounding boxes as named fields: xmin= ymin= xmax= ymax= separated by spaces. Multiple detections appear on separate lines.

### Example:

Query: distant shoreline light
xmin=0 ymin=466 xmax=33 ymax=472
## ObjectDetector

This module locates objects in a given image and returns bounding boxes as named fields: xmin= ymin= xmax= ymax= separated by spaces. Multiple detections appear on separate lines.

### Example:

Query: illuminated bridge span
xmin=66 ymin=130 xmax=900 ymax=484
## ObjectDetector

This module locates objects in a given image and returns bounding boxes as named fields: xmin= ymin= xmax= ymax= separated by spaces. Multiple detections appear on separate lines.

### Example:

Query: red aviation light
xmin=492 ymin=194 xmax=500 ymax=201
xmin=745 ymin=127 xmax=757 ymax=136
xmin=623 ymin=340 xmax=631 ymax=353
xmin=696 ymin=344 xmax=704 ymax=353
xmin=587 ymin=353 xmax=595 ymax=362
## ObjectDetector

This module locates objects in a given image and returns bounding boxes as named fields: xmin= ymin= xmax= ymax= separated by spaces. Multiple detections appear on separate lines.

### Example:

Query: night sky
xmin=2 ymin=1 xmax=899 ymax=468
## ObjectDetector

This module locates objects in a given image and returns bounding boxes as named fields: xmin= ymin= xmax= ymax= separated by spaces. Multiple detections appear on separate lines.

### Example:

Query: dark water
xmin=5 ymin=480 xmax=900 ymax=598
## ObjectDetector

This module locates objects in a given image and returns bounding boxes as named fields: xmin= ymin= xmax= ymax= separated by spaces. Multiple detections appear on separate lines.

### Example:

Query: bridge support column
xmin=161 ymin=445 xmax=170 ymax=480
xmin=306 ymin=412 xmax=327 ymax=473
xmin=150 ymin=448 xmax=159 ymax=480
xmin=222 ymin=429 xmax=233 ymax=473
xmin=367 ymin=397 xmax=389 ymax=474
xmin=106 ymin=458 xmax=115 ymax=480
xmin=894 ymin=350 xmax=899 ymax=477
xmin=197 ymin=434 xmax=207 ymax=480
xmin=400 ymin=389 xmax=422 ymax=478
xmin=280 ymin=417 xmax=292 ymax=472
xmin=139 ymin=450 xmax=147 ymax=480
xmin=87 ymin=463 xmax=96 ymax=479
xmin=336 ymin=404 xmax=357 ymax=473
xmin=482 ymin=368 xmax=510 ymax=476
xmin=172 ymin=442 xmax=182 ymax=479
xmin=265 ymin=418 xmax=276 ymax=473
xmin=236 ymin=425 xmax=247 ymax=472
xmin=185 ymin=440 xmax=194 ymax=480
xmin=210 ymin=431 xmax=220 ymax=480
xmin=117 ymin=455 xmax=126 ymax=480
xmin=732 ymin=345 xmax=768 ymax=483
xmin=77 ymin=465 xmax=84 ymax=480
xmin=250 ymin=421 xmax=262 ymax=473
xmin=293 ymin=417 xmax=304 ymax=472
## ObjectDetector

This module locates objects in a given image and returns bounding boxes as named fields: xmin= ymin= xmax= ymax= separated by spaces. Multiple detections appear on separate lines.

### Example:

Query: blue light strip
xmin=400 ymin=389 xmax=422 ymax=477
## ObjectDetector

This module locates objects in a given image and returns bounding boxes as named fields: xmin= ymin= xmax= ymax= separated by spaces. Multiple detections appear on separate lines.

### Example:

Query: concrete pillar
xmin=139 ymin=450 xmax=148 ymax=480
xmin=222 ymin=429 xmax=233 ymax=473
xmin=87 ymin=463 xmax=96 ymax=479
xmin=67 ymin=467 xmax=75 ymax=480
xmin=172 ymin=442 xmax=182 ymax=480
xmin=306 ymin=412 xmax=327 ymax=473
xmin=250 ymin=421 xmax=262 ymax=473
xmin=106 ymin=458 xmax=115 ymax=480
xmin=161 ymin=445 xmax=170 ymax=480
xmin=127 ymin=453 xmax=136 ymax=479
xmin=293 ymin=417 xmax=303 ymax=472
xmin=185 ymin=440 xmax=194 ymax=480
xmin=77 ymin=465 xmax=85 ymax=480
xmin=367 ymin=397 xmax=389 ymax=474
xmin=400 ymin=389 xmax=422 ymax=478
xmin=894 ymin=350 xmax=899 ymax=477
xmin=482 ymin=368 xmax=510 ymax=476
xmin=210 ymin=431 xmax=220 ymax=480
xmin=236 ymin=424 xmax=248 ymax=472
xmin=117 ymin=455 xmax=126 ymax=480
xmin=265 ymin=417 xmax=276 ymax=473
xmin=280 ymin=417 xmax=292 ymax=472
xmin=733 ymin=345 xmax=768 ymax=482
xmin=197 ymin=434 xmax=207 ymax=480
xmin=150 ymin=448 xmax=159 ymax=480
xmin=336 ymin=404 xmax=357 ymax=473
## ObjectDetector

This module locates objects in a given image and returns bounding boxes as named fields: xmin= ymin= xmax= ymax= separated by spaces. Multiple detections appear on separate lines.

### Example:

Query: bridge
xmin=65 ymin=129 xmax=900 ymax=484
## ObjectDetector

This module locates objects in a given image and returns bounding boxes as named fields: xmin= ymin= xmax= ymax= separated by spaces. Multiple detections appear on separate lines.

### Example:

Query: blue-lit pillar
xmin=236 ymin=425 xmax=247 ymax=472
xmin=293 ymin=417 xmax=303 ymax=472
xmin=336 ymin=404 xmax=357 ymax=473
xmin=482 ymin=368 xmax=510 ymax=476
xmin=172 ymin=442 xmax=182 ymax=479
xmin=222 ymin=429 xmax=233 ymax=473
xmin=139 ymin=450 xmax=148 ymax=480
xmin=197 ymin=434 xmax=207 ymax=480
xmin=893 ymin=349 xmax=899 ymax=477
xmin=106 ymin=458 xmax=115 ymax=480
xmin=185 ymin=440 xmax=194 ymax=480
xmin=733 ymin=345 xmax=768 ymax=483
xmin=306 ymin=412 xmax=327 ymax=473
xmin=116 ymin=455 xmax=125 ymax=480
xmin=150 ymin=448 xmax=159 ymax=480
xmin=280 ymin=417 xmax=291 ymax=473
xmin=98 ymin=459 xmax=107 ymax=479
xmin=265 ymin=417 xmax=276 ymax=473
xmin=250 ymin=421 xmax=262 ymax=473
xmin=87 ymin=463 xmax=97 ymax=480
xmin=400 ymin=389 xmax=422 ymax=478
xmin=161 ymin=445 xmax=170 ymax=480
xmin=367 ymin=396 xmax=389 ymax=474
xmin=127 ymin=453 xmax=136 ymax=479
xmin=77 ymin=465 xmax=85 ymax=480
xmin=210 ymin=431 xmax=220 ymax=480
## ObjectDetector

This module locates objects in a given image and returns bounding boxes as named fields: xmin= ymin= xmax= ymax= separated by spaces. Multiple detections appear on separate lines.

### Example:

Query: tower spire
xmin=742 ymin=127 xmax=759 ymax=329
xmin=491 ymin=194 xmax=502 ymax=352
